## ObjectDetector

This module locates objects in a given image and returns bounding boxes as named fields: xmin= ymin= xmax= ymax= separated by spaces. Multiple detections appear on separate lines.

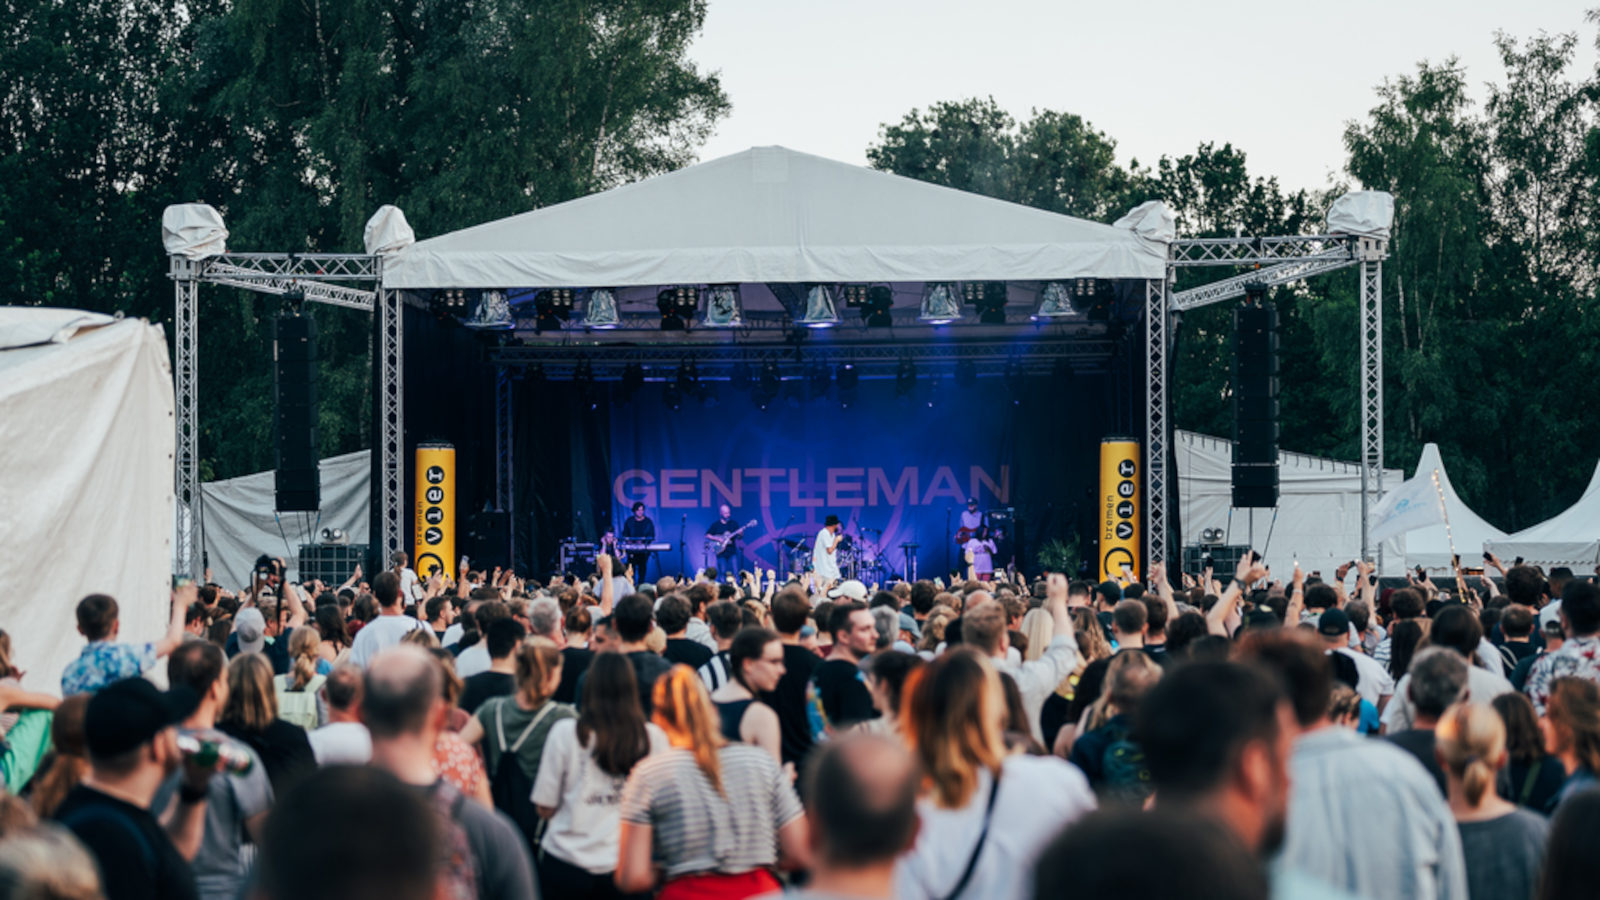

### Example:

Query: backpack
xmin=1096 ymin=719 xmax=1153 ymax=806
xmin=428 ymin=778 xmax=479 ymax=900
xmin=487 ymin=698 xmax=555 ymax=855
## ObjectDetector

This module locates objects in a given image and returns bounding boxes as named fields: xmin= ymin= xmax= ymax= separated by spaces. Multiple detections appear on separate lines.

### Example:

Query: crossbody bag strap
xmin=941 ymin=769 xmax=1002 ymax=900
xmin=508 ymin=702 xmax=557 ymax=753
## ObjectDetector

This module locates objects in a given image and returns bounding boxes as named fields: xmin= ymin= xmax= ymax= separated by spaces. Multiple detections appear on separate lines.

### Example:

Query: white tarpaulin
xmin=1368 ymin=470 xmax=1447 ymax=544
xmin=199 ymin=450 xmax=372 ymax=591
xmin=1486 ymin=461 xmax=1600 ymax=568
xmin=1177 ymin=431 xmax=1406 ymax=576
xmin=382 ymin=146 xmax=1169 ymax=289
xmin=1398 ymin=443 xmax=1506 ymax=572
xmin=0 ymin=309 xmax=174 ymax=691
xmin=1327 ymin=191 xmax=1395 ymax=240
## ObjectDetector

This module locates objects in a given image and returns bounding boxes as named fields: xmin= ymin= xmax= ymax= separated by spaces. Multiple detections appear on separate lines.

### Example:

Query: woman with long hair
xmin=28 ymin=694 xmax=89 ymax=818
xmin=425 ymin=648 xmax=491 ymax=807
xmin=460 ymin=636 xmax=574 ymax=851
xmin=219 ymin=653 xmax=315 ymax=791
xmin=1387 ymin=619 xmax=1426 ymax=682
xmin=616 ymin=666 xmax=809 ymax=899
xmin=0 ymin=629 xmax=59 ymax=792
xmin=896 ymin=648 xmax=1096 ymax=900
xmin=272 ymin=626 xmax=328 ymax=731
xmin=709 ymin=628 xmax=785 ymax=764
xmin=862 ymin=650 xmax=924 ymax=740
xmin=533 ymin=652 xmax=666 ymax=900
xmin=1539 ymin=789 xmax=1600 ymax=900
xmin=1539 ymin=676 xmax=1600 ymax=811
xmin=1492 ymin=692 xmax=1565 ymax=812
xmin=1038 ymin=607 xmax=1110 ymax=751
xmin=314 ymin=604 xmax=350 ymax=664
xmin=1436 ymin=703 xmax=1548 ymax=900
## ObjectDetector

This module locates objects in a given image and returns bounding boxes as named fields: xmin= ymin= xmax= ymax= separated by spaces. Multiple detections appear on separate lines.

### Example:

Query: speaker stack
xmin=274 ymin=313 xmax=321 ymax=512
xmin=1232 ymin=287 xmax=1279 ymax=509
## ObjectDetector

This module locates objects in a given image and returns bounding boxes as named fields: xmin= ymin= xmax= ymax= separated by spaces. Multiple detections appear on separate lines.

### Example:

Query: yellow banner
xmin=1099 ymin=439 xmax=1140 ymax=582
xmin=414 ymin=443 xmax=455 ymax=581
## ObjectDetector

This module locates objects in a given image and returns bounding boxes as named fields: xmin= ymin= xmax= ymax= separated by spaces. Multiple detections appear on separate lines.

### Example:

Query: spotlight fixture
xmin=963 ymin=281 xmax=1009 ymax=324
xmin=701 ymin=284 xmax=742 ymax=328
xmin=675 ymin=359 xmax=699 ymax=397
xmin=837 ymin=362 xmax=858 ymax=408
xmin=574 ymin=358 xmax=597 ymax=410
xmin=859 ymin=285 xmax=894 ymax=327
xmin=664 ymin=380 xmax=683 ymax=410
xmin=657 ymin=286 xmax=698 ymax=331
xmin=1070 ymin=278 xmax=1116 ymax=319
xmin=1201 ymin=527 xmax=1225 ymax=544
xmin=797 ymin=285 xmax=839 ymax=328
xmin=430 ymin=288 xmax=472 ymax=318
xmin=919 ymin=283 xmax=961 ymax=324
xmin=895 ymin=356 xmax=917 ymax=398
xmin=1004 ymin=357 xmax=1024 ymax=405
xmin=1033 ymin=282 xmax=1076 ymax=320
xmin=838 ymin=285 xmax=871 ymax=308
xmin=464 ymin=290 xmax=513 ymax=330
xmin=583 ymin=288 xmax=620 ymax=329
xmin=532 ymin=288 xmax=574 ymax=333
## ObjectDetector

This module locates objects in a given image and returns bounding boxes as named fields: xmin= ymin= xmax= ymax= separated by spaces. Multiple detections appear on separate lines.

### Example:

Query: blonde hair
xmin=0 ymin=629 xmax=15 ymax=679
xmin=644 ymin=626 xmax=667 ymax=656
xmin=1435 ymin=702 xmax=1506 ymax=806
xmin=904 ymin=647 xmax=1007 ymax=809
xmin=0 ymin=823 xmax=105 ymax=900
xmin=400 ymin=627 xmax=439 ymax=648
xmin=651 ymin=665 xmax=726 ymax=794
xmin=286 ymin=626 xmax=322 ymax=691
xmin=513 ymin=636 xmax=563 ymax=707
xmin=1086 ymin=651 xmax=1162 ymax=732
xmin=222 ymin=653 xmax=278 ymax=732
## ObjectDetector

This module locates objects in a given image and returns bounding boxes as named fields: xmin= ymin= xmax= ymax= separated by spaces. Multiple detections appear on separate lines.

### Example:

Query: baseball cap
xmin=966 ymin=497 xmax=977 ymax=505
xmin=898 ymin=611 xmax=922 ymax=640
xmin=827 ymin=580 xmax=869 ymax=602
xmin=1318 ymin=607 xmax=1351 ymax=638
xmin=85 ymin=678 xmax=199 ymax=759
xmin=824 ymin=514 xmax=841 ymax=527
xmin=234 ymin=607 xmax=267 ymax=654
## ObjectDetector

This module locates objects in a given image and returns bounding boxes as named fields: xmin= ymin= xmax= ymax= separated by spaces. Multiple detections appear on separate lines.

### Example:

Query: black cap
xmin=1318 ymin=608 xmax=1351 ymax=638
xmin=85 ymin=678 xmax=200 ymax=759
xmin=967 ymin=498 xmax=977 ymax=506
xmin=824 ymin=514 xmax=841 ymax=527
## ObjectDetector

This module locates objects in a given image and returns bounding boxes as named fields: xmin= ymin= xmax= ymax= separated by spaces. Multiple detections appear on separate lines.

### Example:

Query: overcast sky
xmin=690 ymin=1 xmax=1596 ymax=197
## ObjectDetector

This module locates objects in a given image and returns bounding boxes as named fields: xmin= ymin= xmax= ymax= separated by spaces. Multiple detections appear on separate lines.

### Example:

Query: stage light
xmin=675 ymin=359 xmax=699 ymax=397
xmin=574 ymin=358 xmax=597 ymax=410
xmin=895 ymin=356 xmax=917 ymax=398
xmin=1004 ymin=357 xmax=1024 ymax=405
xmin=531 ymin=288 xmax=574 ymax=333
xmin=861 ymin=286 xmax=894 ymax=327
xmin=963 ymin=281 xmax=1008 ymax=324
xmin=797 ymin=285 xmax=839 ymax=328
xmin=701 ymin=284 xmax=742 ymax=328
xmin=430 ymin=288 xmax=471 ymax=318
xmin=837 ymin=362 xmax=858 ymax=408
xmin=955 ymin=358 xmax=977 ymax=388
xmin=583 ymin=289 xmax=620 ymax=329
xmin=1033 ymin=282 xmax=1076 ymax=320
xmin=919 ymin=283 xmax=961 ymax=324
xmin=657 ymin=286 xmax=698 ymax=331
xmin=664 ymin=381 xmax=683 ymax=410
xmin=463 ymin=290 xmax=512 ymax=329
xmin=754 ymin=359 xmax=781 ymax=409
xmin=838 ymin=285 xmax=871 ymax=308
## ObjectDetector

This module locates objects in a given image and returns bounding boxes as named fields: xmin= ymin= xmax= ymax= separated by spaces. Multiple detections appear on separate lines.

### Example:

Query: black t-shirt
xmin=665 ymin=638 xmax=714 ymax=670
xmin=707 ymin=518 xmax=739 ymax=551
xmin=554 ymin=647 xmax=593 ymax=704
xmin=219 ymin=718 xmax=316 ymax=793
xmin=809 ymin=658 xmax=878 ymax=732
xmin=621 ymin=517 xmax=655 ymax=542
xmin=762 ymin=643 xmax=821 ymax=767
xmin=1385 ymin=729 xmax=1447 ymax=796
xmin=459 ymin=671 xmax=515 ymax=714
xmin=54 ymin=785 xmax=199 ymax=900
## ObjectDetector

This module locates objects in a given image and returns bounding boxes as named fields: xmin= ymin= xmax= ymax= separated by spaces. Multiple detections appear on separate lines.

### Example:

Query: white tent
xmin=381 ymin=146 xmax=1169 ymax=290
xmin=1485 ymin=461 xmax=1600 ymax=568
xmin=0 ymin=308 xmax=174 ymax=691
xmin=1399 ymin=443 xmax=1507 ymax=572
xmin=199 ymin=450 xmax=372 ymax=591
xmin=1177 ymin=431 xmax=1406 ymax=575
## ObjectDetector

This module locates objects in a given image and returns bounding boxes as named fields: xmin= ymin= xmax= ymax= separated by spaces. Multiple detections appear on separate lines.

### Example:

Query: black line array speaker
xmin=1232 ymin=300 xmax=1279 ymax=508
xmin=274 ymin=314 xmax=320 ymax=512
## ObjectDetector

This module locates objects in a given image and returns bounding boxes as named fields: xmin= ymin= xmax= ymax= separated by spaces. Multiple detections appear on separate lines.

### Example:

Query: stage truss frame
xmin=170 ymin=233 xmax=1387 ymax=579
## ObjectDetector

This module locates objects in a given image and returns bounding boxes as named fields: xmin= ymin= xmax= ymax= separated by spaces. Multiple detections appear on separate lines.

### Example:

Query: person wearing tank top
xmin=710 ymin=629 xmax=788 ymax=770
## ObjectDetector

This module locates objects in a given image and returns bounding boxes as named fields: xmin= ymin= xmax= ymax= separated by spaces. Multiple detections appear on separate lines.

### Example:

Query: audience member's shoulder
xmin=1003 ymin=749 xmax=1091 ymax=790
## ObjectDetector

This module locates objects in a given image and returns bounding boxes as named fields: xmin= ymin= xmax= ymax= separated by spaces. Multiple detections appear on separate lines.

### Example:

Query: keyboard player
xmin=620 ymin=501 xmax=657 ymax=582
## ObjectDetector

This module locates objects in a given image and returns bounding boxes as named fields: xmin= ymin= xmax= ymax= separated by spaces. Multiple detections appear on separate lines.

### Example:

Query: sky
xmin=689 ymin=0 xmax=1596 ymax=196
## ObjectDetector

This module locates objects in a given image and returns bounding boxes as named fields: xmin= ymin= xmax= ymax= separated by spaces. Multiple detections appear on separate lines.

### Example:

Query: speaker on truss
xmin=1232 ymin=290 xmax=1278 ymax=508
xmin=274 ymin=313 xmax=320 ymax=512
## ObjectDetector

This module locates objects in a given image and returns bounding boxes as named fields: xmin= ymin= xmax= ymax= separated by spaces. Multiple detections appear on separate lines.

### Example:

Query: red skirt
xmin=658 ymin=870 xmax=780 ymax=900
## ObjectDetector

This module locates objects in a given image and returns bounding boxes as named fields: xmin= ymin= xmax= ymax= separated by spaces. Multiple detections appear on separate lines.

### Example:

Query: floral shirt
xmin=433 ymin=730 xmax=487 ymax=800
xmin=60 ymin=641 xmax=158 ymax=696
xmin=1525 ymin=635 xmax=1600 ymax=715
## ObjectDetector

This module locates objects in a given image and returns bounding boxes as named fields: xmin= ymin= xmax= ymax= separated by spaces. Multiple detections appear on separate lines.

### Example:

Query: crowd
xmin=4 ymin=547 xmax=1600 ymax=900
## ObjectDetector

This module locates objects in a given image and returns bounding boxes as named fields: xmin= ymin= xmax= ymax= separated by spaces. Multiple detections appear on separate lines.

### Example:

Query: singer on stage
xmin=621 ymin=501 xmax=656 ymax=582
xmin=812 ymin=514 xmax=843 ymax=584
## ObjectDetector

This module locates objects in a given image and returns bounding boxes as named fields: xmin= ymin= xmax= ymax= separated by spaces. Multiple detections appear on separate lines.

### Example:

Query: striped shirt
xmin=699 ymin=650 xmax=733 ymax=692
xmin=619 ymin=745 xmax=803 ymax=879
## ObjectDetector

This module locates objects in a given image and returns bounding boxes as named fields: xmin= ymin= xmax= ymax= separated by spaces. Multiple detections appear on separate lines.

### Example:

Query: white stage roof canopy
xmin=1486 ymin=461 xmax=1600 ymax=569
xmin=381 ymin=146 xmax=1169 ymax=290
xmin=1403 ymin=443 xmax=1507 ymax=572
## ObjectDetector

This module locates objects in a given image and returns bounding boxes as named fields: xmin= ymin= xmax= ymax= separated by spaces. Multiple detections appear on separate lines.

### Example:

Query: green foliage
xmin=0 ymin=0 xmax=726 ymax=480
xmin=869 ymin=17 xmax=1600 ymax=531
xmin=1036 ymin=535 xmax=1081 ymax=577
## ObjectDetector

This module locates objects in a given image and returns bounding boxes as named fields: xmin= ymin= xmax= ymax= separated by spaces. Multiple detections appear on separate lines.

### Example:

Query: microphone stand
xmin=679 ymin=513 xmax=687 ymax=580
xmin=780 ymin=513 xmax=796 ymax=574
xmin=945 ymin=508 xmax=952 ymax=580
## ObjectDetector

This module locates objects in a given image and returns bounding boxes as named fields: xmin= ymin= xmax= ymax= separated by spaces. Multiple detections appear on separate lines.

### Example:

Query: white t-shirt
xmin=895 ymin=754 xmax=1096 ymax=900
xmin=1329 ymin=647 xmax=1395 ymax=707
xmin=960 ymin=509 xmax=984 ymax=531
xmin=964 ymin=539 xmax=996 ymax=575
xmin=398 ymin=567 xmax=423 ymax=603
xmin=309 ymin=721 xmax=372 ymax=766
xmin=813 ymin=528 xmax=841 ymax=582
xmin=441 ymin=622 xmax=464 ymax=647
xmin=1383 ymin=665 xmax=1514 ymax=733
xmin=532 ymin=718 xmax=669 ymax=873
xmin=348 ymin=613 xmax=425 ymax=668
xmin=455 ymin=642 xmax=492 ymax=679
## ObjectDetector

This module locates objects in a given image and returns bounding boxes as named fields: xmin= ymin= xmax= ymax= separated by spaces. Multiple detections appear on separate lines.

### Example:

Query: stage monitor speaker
xmin=463 ymin=511 xmax=511 ymax=571
xmin=1182 ymin=543 xmax=1251 ymax=578
xmin=1231 ymin=463 xmax=1279 ymax=509
xmin=1233 ymin=302 xmax=1279 ymax=492
xmin=274 ymin=314 xmax=320 ymax=512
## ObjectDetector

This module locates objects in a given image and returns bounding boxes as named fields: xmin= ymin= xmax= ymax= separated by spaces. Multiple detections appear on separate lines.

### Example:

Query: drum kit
xmin=782 ymin=527 xmax=889 ymax=582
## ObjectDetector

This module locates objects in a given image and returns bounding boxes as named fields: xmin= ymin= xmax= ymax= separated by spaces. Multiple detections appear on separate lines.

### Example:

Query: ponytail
xmin=287 ymin=626 xmax=322 ymax=692
xmin=1435 ymin=702 xmax=1505 ymax=806
xmin=652 ymin=665 xmax=725 ymax=795
xmin=513 ymin=636 xmax=563 ymax=706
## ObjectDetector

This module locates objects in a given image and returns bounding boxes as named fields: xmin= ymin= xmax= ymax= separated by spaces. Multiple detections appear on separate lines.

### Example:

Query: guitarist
xmin=956 ymin=497 xmax=986 ymax=544
xmin=705 ymin=503 xmax=744 ymax=574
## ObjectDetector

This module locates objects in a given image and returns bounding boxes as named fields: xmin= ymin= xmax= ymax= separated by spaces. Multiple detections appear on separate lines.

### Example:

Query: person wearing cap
xmin=62 ymin=587 xmax=191 ymax=696
xmin=812 ymin=515 xmax=844 ymax=585
xmin=51 ymin=677 xmax=223 ymax=900
xmin=1318 ymin=607 xmax=1394 ymax=719
xmin=959 ymin=498 xmax=984 ymax=536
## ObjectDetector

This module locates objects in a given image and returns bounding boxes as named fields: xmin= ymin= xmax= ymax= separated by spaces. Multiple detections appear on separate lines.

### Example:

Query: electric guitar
xmin=709 ymin=519 xmax=758 ymax=554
